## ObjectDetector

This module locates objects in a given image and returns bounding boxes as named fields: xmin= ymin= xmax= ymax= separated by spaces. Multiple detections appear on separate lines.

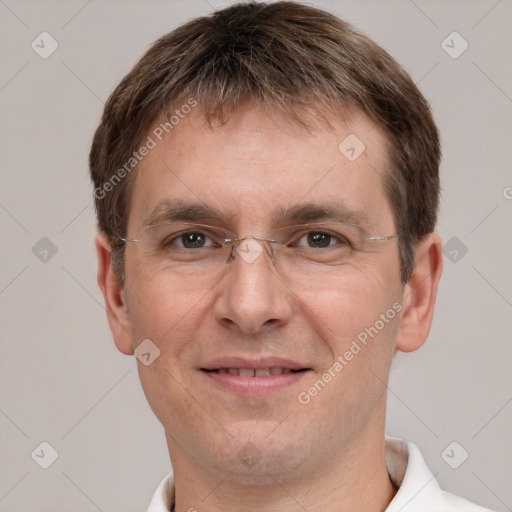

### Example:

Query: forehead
xmin=128 ymin=102 xmax=394 ymax=233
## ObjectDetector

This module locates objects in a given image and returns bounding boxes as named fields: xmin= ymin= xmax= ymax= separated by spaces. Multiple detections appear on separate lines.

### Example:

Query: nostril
xmin=263 ymin=318 xmax=280 ymax=328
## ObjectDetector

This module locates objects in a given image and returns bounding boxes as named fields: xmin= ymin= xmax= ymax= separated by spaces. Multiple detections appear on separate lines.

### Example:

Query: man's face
xmin=120 ymin=103 xmax=404 ymax=481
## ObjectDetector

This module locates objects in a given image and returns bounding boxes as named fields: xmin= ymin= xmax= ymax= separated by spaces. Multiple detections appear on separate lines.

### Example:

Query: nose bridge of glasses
xmin=227 ymin=235 xmax=279 ymax=264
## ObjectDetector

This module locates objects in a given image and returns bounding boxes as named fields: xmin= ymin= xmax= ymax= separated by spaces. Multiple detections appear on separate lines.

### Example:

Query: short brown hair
xmin=90 ymin=1 xmax=440 ymax=285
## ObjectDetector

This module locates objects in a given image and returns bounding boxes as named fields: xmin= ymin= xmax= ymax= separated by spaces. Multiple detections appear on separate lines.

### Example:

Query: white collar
xmin=147 ymin=437 xmax=493 ymax=511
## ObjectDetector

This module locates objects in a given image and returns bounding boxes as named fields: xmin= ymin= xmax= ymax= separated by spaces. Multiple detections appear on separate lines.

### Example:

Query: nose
xmin=213 ymin=238 xmax=293 ymax=335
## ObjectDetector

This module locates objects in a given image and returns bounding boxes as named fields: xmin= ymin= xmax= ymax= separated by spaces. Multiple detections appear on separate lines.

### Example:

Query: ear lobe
xmin=395 ymin=233 xmax=443 ymax=353
xmin=95 ymin=232 xmax=134 ymax=355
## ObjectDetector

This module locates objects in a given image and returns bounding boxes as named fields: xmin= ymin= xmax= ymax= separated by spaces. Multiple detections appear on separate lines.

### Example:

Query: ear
xmin=95 ymin=232 xmax=134 ymax=355
xmin=395 ymin=232 xmax=443 ymax=352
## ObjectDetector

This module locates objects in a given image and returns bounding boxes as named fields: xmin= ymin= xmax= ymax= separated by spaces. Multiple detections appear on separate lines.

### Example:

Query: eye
xmin=167 ymin=231 xmax=215 ymax=249
xmin=296 ymin=230 xmax=349 ymax=249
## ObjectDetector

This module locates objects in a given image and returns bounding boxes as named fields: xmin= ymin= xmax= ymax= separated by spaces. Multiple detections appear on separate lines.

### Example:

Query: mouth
xmin=200 ymin=358 xmax=311 ymax=394
xmin=201 ymin=367 xmax=307 ymax=377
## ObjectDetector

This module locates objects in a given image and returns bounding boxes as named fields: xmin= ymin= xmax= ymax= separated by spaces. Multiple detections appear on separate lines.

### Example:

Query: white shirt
xmin=147 ymin=437 xmax=494 ymax=511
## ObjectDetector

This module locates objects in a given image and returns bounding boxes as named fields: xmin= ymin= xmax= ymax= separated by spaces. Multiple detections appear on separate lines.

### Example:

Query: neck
xmin=167 ymin=425 xmax=397 ymax=512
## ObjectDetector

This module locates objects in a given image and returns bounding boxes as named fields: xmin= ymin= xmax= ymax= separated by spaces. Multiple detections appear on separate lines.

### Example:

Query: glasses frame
xmin=117 ymin=221 xmax=398 ymax=264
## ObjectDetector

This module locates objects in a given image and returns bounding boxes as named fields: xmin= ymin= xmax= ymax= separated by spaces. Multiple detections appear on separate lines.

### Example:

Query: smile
xmin=200 ymin=366 xmax=310 ymax=394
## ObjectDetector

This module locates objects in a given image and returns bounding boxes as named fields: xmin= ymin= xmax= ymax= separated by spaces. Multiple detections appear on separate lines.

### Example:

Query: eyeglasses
xmin=118 ymin=221 xmax=397 ymax=283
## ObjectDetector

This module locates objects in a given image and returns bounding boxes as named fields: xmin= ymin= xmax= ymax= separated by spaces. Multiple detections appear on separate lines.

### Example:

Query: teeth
xmin=215 ymin=367 xmax=298 ymax=377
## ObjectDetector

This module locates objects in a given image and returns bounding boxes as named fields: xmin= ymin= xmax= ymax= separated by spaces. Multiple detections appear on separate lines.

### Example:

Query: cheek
xmin=124 ymin=272 xmax=216 ymax=428
xmin=293 ymin=266 xmax=401 ymax=351
xmin=299 ymin=277 xmax=399 ymax=427
xmin=294 ymin=267 xmax=401 ymax=407
xmin=124 ymin=266 xmax=215 ymax=357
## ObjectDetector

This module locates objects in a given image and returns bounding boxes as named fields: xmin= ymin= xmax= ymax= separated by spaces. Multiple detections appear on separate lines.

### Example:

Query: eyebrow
xmin=143 ymin=199 xmax=372 ymax=230
xmin=143 ymin=200 xmax=229 ymax=227
xmin=271 ymin=202 xmax=372 ymax=228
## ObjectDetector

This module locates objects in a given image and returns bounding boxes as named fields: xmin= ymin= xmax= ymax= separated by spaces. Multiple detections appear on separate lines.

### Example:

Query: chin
xmin=202 ymin=425 xmax=314 ymax=484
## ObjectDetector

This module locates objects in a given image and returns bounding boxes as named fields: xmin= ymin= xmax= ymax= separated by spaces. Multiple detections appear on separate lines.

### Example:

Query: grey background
xmin=1 ymin=0 xmax=511 ymax=511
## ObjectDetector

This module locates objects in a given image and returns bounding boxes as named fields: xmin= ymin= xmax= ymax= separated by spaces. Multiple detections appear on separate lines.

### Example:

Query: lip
xmin=200 ymin=357 xmax=311 ymax=395
xmin=201 ymin=356 xmax=308 ymax=371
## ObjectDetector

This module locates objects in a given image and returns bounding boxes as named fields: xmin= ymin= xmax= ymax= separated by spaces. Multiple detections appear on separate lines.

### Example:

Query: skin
xmin=96 ymin=101 xmax=443 ymax=512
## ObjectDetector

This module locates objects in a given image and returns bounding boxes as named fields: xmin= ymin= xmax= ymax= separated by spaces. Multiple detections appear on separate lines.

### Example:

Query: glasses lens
xmin=274 ymin=223 xmax=366 ymax=265
xmin=128 ymin=222 xmax=393 ymax=279
xmin=135 ymin=223 xmax=229 ymax=265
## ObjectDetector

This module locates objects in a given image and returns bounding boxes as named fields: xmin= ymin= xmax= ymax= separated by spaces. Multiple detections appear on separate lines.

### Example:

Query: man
xmin=90 ymin=2 xmax=493 ymax=511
